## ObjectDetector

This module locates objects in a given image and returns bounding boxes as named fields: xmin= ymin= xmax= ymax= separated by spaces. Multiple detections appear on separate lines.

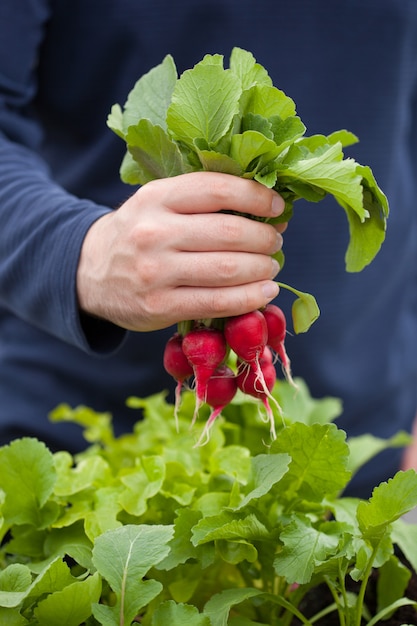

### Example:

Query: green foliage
xmin=0 ymin=380 xmax=416 ymax=624
xmin=108 ymin=47 xmax=389 ymax=275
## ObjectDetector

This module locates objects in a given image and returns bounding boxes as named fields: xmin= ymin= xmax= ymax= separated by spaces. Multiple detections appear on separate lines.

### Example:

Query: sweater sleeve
xmin=0 ymin=0 xmax=126 ymax=354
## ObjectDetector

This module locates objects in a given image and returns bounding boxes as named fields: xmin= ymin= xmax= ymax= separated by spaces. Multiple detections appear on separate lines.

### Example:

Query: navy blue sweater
xmin=1 ymin=0 xmax=416 ymax=496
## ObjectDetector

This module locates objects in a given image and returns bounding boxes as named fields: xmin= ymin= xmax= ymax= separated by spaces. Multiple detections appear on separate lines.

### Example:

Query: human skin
xmin=77 ymin=172 xmax=286 ymax=332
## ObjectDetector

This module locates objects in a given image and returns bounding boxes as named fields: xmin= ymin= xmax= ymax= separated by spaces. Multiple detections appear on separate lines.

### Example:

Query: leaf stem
xmin=355 ymin=543 xmax=379 ymax=626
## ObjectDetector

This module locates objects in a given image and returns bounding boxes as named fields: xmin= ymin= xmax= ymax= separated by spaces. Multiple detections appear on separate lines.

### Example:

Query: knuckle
xmin=217 ymin=214 xmax=242 ymax=245
xmin=137 ymin=256 xmax=161 ymax=288
xmin=216 ymin=255 xmax=239 ymax=281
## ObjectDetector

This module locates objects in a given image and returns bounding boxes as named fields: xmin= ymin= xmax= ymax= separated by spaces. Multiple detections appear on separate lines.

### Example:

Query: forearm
xmin=0 ymin=133 xmax=125 ymax=352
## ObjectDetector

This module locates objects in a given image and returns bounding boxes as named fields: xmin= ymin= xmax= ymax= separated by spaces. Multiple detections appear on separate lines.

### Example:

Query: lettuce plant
xmin=0 ymin=379 xmax=416 ymax=625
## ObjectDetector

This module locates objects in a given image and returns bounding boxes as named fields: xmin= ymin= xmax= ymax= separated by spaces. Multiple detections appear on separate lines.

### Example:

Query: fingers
xmin=140 ymin=171 xmax=285 ymax=220
xmin=137 ymin=281 xmax=281 ymax=332
xmin=143 ymin=210 xmax=283 ymax=256
xmin=167 ymin=251 xmax=280 ymax=288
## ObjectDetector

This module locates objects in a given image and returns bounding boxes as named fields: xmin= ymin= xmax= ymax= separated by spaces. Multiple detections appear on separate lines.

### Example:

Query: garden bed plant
xmin=0 ymin=382 xmax=417 ymax=625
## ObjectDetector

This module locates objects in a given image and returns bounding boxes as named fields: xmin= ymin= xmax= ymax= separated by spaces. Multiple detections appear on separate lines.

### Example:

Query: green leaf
xmin=357 ymin=470 xmax=417 ymax=542
xmin=195 ymin=148 xmax=242 ymax=175
xmin=125 ymin=119 xmax=186 ymax=184
xmin=236 ymin=453 xmax=290 ymax=509
xmin=33 ymin=572 xmax=101 ymax=626
xmin=274 ymin=515 xmax=341 ymax=584
xmin=279 ymin=141 xmax=365 ymax=218
xmin=118 ymin=455 xmax=165 ymax=517
xmin=210 ymin=445 xmax=252 ymax=485
xmin=230 ymin=130 xmax=279 ymax=173
xmin=49 ymin=403 xmax=114 ymax=445
xmin=241 ymin=84 xmax=296 ymax=120
xmin=241 ymin=112 xmax=274 ymax=138
xmin=392 ymin=518 xmax=417 ymax=574
xmin=120 ymin=53 xmax=177 ymax=132
xmin=23 ymin=557 xmax=74 ymax=607
xmin=157 ymin=508 xmax=204 ymax=570
xmin=376 ymin=555 xmax=411 ymax=616
xmin=204 ymin=587 xmax=263 ymax=626
xmin=0 ymin=438 xmax=56 ymax=526
xmin=0 ymin=564 xmax=31 ymax=608
xmin=92 ymin=524 xmax=174 ymax=625
xmin=229 ymin=47 xmax=272 ymax=90
xmin=152 ymin=600 xmax=210 ymax=626
xmin=191 ymin=511 xmax=269 ymax=546
xmin=342 ymin=165 xmax=389 ymax=271
xmin=84 ymin=485 xmax=124 ymax=541
xmin=167 ymin=59 xmax=241 ymax=146
xmin=53 ymin=452 xmax=111 ymax=496
xmin=216 ymin=539 xmax=258 ymax=564
xmin=0 ymin=608 xmax=28 ymax=625
xmin=270 ymin=422 xmax=351 ymax=501
xmin=269 ymin=115 xmax=306 ymax=151
xmin=106 ymin=103 xmax=124 ymax=139
xmin=326 ymin=129 xmax=359 ymax=148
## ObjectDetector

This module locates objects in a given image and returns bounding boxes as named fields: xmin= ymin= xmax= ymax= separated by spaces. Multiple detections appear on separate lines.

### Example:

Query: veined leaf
xmin=195 ymin=149 xmax=242 ymax=175
xmin=33 ymin=572 xmax=101 ymax=626
xmin=0 ymin=438 xmax=56 ymax=527
xmin=342 ymin=164 xmax=389 ymax=271
xmin=240 ymin=83 xmax=296 ymax=120
xmin=121 ymin=53 xmax=177 ymax=132
xmin=270 ymin=422 xmax=351 ymax=501
xmin=191 ymin=511 xmax=269 ymax=546
xmin=0 ymin=564 xmax=31 ymax=608
xmin=119 ymin=455 xmax=165 ymax=517
xmin=235 ymin=453 xmax=290 ymax=510
xmin=229 ymin=47 xmax=272 ymax=90
xmin=278 ymin=141 xmax=365 ymax=219
xmin=125 ymin=119 xmax=186 ymax=183
xmin=230 ymin=130 xmax=279 ymax=173
xmin=274 ymin=515 xmax=341 ymax=584
xmin=204 ymin=587 xmax=263 ymax=626
xmin=167 ymin=61 xmax=241 ymax=147
xmin=357 ymin=469 xmax=417 ymax=542
xmin=153 ymin=600 xmax=210 ymax=626
xmin=92 ymin=524 xmax=174 ymax=625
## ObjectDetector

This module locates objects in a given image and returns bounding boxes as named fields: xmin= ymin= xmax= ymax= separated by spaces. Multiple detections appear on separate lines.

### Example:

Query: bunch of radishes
xmin=163 ymin=303 xmax=294 ymax=446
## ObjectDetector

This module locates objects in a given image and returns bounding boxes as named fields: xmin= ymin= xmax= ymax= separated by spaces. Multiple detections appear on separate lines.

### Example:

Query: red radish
xmin=194 ymin=364 xmax=237 ymax=447
xmin=225 ymin=311 xmax=281 ymax=427
xmin=236 ymin=359 xmax=278 ymax=439
xmin=262 ymin=304 xmax=286 ymax=347
xmin=182 ymin=327 xmax=227 ymax=420
xmin=224 ymin=311 xmax=268 ymax=364
xmin=163 ymin=333 xmax=194 ymax=428
xmin=262 ymin=304 xmax=296 ymax=387
xmin=258 ymin=345 xmax=273 ymax=365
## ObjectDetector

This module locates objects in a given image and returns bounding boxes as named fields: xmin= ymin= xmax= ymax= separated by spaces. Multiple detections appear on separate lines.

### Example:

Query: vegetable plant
xmin=0 ymin=381 xmax=416 ymax=625
xmin=107 ymin=47 xmax=389 ymax=439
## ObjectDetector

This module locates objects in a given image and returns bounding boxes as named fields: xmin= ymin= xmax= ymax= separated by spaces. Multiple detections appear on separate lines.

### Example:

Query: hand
xmin=77 ymin=172 xmax=286 ymax=332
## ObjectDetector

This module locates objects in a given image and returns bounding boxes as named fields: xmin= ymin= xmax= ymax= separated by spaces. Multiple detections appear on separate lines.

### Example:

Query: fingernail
xmin=272 ymin=232 xmax=283 ymax=253
xmin=271 ymin=194 xmax=284 ymax=216
xmin=262 ymin=281 xmax=279 ymax=299
xmin=271 ymin=258 xmax=280 ymax=278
